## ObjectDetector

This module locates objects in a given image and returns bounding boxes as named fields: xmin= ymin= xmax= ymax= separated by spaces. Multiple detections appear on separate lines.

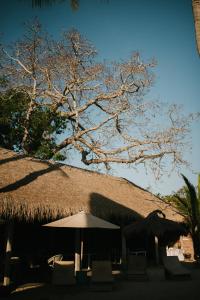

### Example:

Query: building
xmin=0 ymin=147 xmax=194 ymax=285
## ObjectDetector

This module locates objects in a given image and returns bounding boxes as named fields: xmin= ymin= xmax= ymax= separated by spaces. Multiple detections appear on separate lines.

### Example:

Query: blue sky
xmin=0 ymin=0 xmax=200 ymax=195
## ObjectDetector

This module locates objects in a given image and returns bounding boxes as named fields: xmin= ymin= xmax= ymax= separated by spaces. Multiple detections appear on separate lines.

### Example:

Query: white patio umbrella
xmin=43 ymin=211 xmax=119 ymax=271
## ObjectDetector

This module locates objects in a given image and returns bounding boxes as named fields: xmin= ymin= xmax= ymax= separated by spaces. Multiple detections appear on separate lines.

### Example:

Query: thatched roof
xmin=0 ymin=147 xmax=181 ymax=223
xmin=124 ymin=210 xmax=187 ymax=240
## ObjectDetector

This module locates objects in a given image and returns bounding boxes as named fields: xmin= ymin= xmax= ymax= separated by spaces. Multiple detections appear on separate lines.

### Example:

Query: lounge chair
xmin=126 ymin=255 xmax=148 ymax=280
xmin=52 ymin=260 xmax=76 ymax=285
xmin=162 ymin=256 xmax=191 ymax=279
xmin=91 ymin=260 xmax=114 ymax=291
xmin=47 ymin=254 xmax=63 ymax=268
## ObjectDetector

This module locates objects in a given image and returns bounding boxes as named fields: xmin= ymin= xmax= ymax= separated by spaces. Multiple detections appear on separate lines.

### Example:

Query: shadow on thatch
xmin=0 ymin=147 xmax=183 ymax=223
xmin=0 ymin=163 xmax=68 ymax=193
xmin=0 ymin=153 xmax=26 ymax=166
xmin=124 ymin=210 xmax=188 ymax=246
xmin=89 ymin=192 xmax=142 ymax=225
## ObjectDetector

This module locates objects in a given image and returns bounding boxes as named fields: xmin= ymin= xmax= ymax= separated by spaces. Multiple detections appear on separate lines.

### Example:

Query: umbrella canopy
xmin=43 ymin=211 xmax=119 ymax=229
xmin=43 ymin=211 xmax=119 ymax=272
xmin=123 ymin=210 xmax=187 ymax=240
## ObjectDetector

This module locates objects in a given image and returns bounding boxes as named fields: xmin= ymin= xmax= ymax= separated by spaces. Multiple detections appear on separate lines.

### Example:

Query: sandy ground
xmin=1 ymin=263 xmax=199 ymax=300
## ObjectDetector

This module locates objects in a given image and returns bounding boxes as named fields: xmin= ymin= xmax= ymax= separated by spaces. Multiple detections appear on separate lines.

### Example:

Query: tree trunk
xmin=192 ymin=0 xmax=200 ymax=55
xmin=191 ymin=229 xmax=200 ymax=260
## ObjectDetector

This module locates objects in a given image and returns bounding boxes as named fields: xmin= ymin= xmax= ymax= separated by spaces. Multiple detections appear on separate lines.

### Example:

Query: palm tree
xmin=164 ymin=174 xmax=200 ymax=260
xmin=181 ymin=174 xmax=200 ymax=259
xmin=31 ymin=0 xmax=79 ymax=10
xmin=192 ymin=0 xmax=200 ymax=55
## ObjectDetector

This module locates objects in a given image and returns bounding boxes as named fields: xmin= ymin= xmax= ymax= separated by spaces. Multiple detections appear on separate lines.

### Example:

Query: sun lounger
xmin=162 ymin=256 xmax=191 ymax=279
xmin=126 ymin=255 xmax=148 ymax=280
xmin=52 ymin=260 xmax=76 ymax=285
xmin=91 ymin=260 xmax=114 ymax=291
xmin=47 ymin=254 xmax=63 ymax=268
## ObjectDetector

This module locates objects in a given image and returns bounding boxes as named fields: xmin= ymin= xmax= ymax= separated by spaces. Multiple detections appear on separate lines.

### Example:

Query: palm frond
xmin=181 ymin=174 xmax=198 ymax=214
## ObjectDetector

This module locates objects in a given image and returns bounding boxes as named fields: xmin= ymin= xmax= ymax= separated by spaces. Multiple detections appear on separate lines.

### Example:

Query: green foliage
xmin=0 ymin=76 xmax=9 ymax=87
xmin=181 ymin=174 xmax=200 ymax=229
xmin=164 ymin=174 xmax=200 ymax=259
xmin=52 ymin=152 xmax=66 ymax=161
xmin=164 ymin=188 xmax=191 ymax=225
xmin=0 ymin=87 xmax=67 ymax=160
xmin=0 ymin=89 xmax=28 ymax=150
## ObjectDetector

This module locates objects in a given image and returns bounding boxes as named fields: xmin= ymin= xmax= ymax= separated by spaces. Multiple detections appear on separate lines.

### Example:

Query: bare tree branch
xmin=2 ymin=49 xmax=32 ymax=75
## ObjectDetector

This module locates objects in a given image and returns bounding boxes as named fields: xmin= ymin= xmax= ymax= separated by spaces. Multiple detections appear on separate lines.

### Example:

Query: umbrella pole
xmin=155 ymin=235 xmax=159 ymax=265
xmin=121 ymin=231 xmax=127 ymax=269
xmin=75 ymin=228 xmax=81 ymax=273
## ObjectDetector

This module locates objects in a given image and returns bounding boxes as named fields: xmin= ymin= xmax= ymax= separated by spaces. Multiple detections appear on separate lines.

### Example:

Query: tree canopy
xmin=0 ymin=20 xmax=196 ymax=174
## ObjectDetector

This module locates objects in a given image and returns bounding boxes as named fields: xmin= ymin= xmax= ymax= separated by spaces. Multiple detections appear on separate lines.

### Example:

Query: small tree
xmin=0 ymin=20 xmax=196 ymax=174
xmin=164 ymin=174 xmax=200 ymax=259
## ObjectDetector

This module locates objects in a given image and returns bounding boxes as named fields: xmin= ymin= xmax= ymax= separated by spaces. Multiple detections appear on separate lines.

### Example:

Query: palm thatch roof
xmin=124 ymin=210 xmax=187 ymax=240
xmin=0 ymin=147 xmax=181 ymax=223
xmin=192 ymin=0 xmax=200 ymax=55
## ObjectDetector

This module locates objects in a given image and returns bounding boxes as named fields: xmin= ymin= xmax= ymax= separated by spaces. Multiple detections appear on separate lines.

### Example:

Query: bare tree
xmin=0 ymin=20 xmax=196 ymax=175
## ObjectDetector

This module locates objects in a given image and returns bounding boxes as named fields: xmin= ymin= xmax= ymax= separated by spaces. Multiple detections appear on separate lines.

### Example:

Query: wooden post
xmin=80 ymin=229 xmax=84 ymax=269
xmin=75 ymin=228 xmax=81 ymax=273
xmin=3 ymin=222 xmax=14 ymax=286
xmin=155 ymin=235 xmax=159 ymax=265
